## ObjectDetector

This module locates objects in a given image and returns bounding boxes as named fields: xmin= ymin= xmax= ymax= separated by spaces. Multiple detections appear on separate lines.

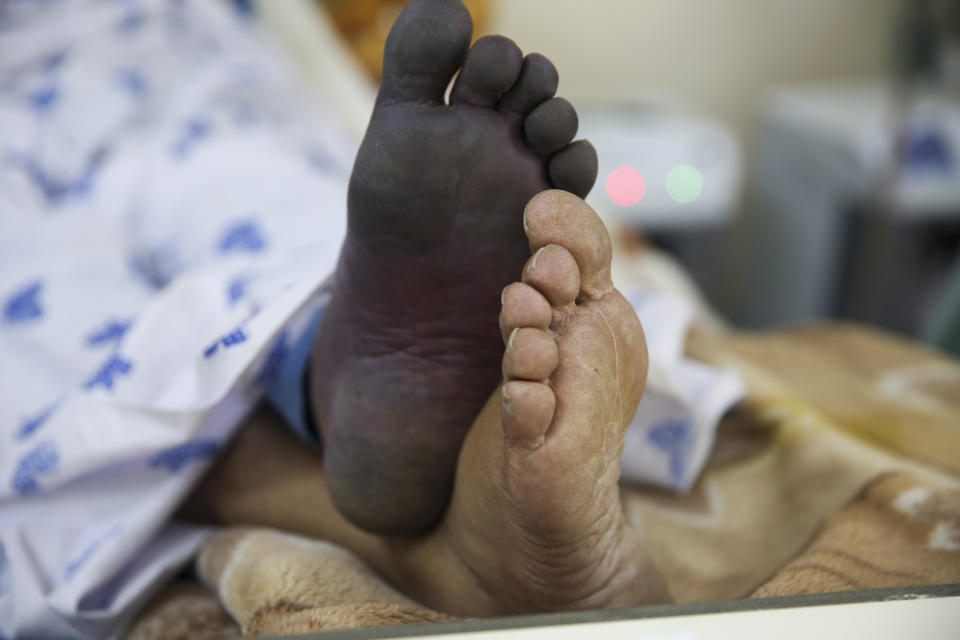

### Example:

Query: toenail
xmin=501 ymin=384 xmax=513 ymax=414
xmin=528 ymin=246 xmax=546 ymax=273
xmin=507 ymin=327 xmax=518 ymax=352
xmin=501 ymin=285 xmax=510 ymax=307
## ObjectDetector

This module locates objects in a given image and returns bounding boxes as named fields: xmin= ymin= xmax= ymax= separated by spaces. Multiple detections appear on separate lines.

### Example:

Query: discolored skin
xmin=202 ymin=190 xmax=671 ymax=615
xmin=309 ymin=0 xmax=598 ymax=534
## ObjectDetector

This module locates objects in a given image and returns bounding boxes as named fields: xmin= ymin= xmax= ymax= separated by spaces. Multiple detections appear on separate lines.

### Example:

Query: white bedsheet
xmin=0 ymin=1 xmax=352 ymax=636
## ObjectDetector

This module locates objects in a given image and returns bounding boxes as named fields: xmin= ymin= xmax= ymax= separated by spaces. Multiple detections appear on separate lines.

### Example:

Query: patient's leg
xmin=187 ymin=191 xmax=669 ymax=615
xmin=309 ymin=0 xmax=598 ymax=535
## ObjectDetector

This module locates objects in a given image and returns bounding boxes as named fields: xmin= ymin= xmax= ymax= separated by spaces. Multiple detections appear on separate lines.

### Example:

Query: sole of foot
xmin=310 ymin=0 xmax=599 ymax=534
xmin=396 ymin=191 xmax=670 ymax=614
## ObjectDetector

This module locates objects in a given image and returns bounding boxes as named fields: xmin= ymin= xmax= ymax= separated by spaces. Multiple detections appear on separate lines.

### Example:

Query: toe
xmin=379 ymin=0 xmax=473 ymax=105
xmin=521 ymin=244 xmax=580 ymax=308
xmin=549 ymin=140 xmax=599 ymax=199
xmin=450 ymin=35 xmax=524 ymax=108
xmin=523 ymin=190 xmax=613 ymax=297
xmin=500 ymin=282 xmax=552 ymax=343
xmin=503 ymin=327 xmax=559 ymax=382
xmin=524 ymin=98 xmax=578 ymax=156
xmin=498 ymin=53 xmax=559 ymax=118
xmin=501 ymin=381 xmax=555 ymax=449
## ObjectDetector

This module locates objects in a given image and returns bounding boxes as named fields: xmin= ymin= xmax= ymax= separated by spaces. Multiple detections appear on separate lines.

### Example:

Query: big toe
xmin=523 ymin=190 xmax=613 ymax=298
xmin=379 ymin=0 xmax=474 ymax=105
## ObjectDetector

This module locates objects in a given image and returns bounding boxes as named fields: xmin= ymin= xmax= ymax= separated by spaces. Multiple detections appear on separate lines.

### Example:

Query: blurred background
xmin=262 ymin=0 xmax=960 ymax=355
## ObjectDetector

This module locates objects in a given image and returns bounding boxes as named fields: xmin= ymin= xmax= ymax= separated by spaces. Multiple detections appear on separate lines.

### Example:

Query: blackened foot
xmin=311 ymin=0 xmax=598 ymax=535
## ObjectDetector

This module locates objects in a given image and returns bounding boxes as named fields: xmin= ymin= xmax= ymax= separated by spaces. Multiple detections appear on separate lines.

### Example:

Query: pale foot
xmin=400 ymin=190 xmax=671 ymax=614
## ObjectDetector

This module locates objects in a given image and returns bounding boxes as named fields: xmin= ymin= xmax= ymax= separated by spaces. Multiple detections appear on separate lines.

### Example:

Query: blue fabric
xmin=263 ymin=304 xmax=326 ymax=446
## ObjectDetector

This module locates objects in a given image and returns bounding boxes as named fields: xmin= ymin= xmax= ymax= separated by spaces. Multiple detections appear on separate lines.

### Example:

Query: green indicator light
xmin=666 ymin=165 xmax=704 ymax=204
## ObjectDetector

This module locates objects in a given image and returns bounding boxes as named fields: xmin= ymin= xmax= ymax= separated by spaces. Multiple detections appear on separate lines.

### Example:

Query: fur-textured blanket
xmin=126 ymin=324 xmax=960 ymax=638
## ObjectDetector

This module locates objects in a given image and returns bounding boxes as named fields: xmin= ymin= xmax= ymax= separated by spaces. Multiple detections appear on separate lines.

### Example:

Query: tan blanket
xmin=126 ymin=324 xmax=960 ymax=638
